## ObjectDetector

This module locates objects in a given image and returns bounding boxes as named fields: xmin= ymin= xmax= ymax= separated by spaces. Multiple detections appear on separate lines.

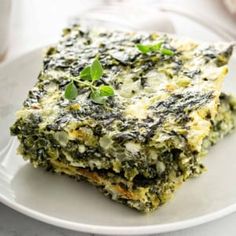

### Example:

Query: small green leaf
xmin=90 ymin=90 xmax=106 ymax=104
xmin=150 ymin=42 xmax=163 ymax=51
xmin=136 ymin=42 xmax=163 ymax=53
xmin=64 ymin=81 xmax=78 ymax=100
xmin=90 ymin=58 xmax=103 ymax=81
xmin=99 ymin=85 xmax=115 ymax=97
xmin=80 ymin=66 xmax=92 ymax=80
xmin=160 ymin=47 xmax=174 ymax=56
xmin=65 ymin=58 xmax=113 ymax=105
xmin=136 ymin=42 xmax=174 ymax=56
xmin=136 ymin=44 xmax=151 ymax=53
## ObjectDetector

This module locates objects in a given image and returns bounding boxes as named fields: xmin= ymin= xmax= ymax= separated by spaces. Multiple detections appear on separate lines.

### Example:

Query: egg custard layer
xmin=10 ymin=25 xmax=235 ymax=212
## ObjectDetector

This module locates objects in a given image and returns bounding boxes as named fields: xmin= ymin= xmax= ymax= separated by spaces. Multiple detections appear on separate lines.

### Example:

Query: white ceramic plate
xmin=0 ymin=48 xmax=236 ymax=235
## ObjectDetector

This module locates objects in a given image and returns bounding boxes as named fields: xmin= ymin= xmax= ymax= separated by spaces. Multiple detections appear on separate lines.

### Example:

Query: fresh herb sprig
xmin=64 ymin=58 xmax=114 ymax=104
xmin=136 ymin=42 xmax=174 ymax=56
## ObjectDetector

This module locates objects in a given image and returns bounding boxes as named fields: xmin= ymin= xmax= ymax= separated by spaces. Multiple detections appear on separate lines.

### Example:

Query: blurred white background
xmin=5 ymin=0 xmax=236 ymax=61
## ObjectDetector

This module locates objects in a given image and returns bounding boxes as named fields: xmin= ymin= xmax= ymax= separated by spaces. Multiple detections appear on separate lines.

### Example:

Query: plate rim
xmin=1 ymin=190 xmax=236 ymax=235
xmin=1 ymin=48 xmax=236 ymax=235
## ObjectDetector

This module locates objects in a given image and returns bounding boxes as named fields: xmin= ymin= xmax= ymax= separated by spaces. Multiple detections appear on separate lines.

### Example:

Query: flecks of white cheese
xmin=62 ymin=150 xmax=86 ymax=168
xmin=78 ymin=144 xmax=86 ymax=153
xmin=125 ymin=97 xmax=151 ymax=120
xmin=54 ymin=131 xmax=69 ymax=147
xmin=67 ymin=126 xmax=97 ymax=146
xmin=125 ymin=141 xmax=141 ymax=154
xmin=118 ymin=79 xmax=141 ymax=98
xmin=17 ymin=83 xmax=61 ymax=128
xmin=38 ymin=91 xmax=60 ymax=129
xmin=99 ymin=135 xmax=113 ymax=150
xmin=174 ymin=39 xmax=198 ymax=52
xmin=148 ymin=149 xmax=158 ymax=161
xmin=187 ymin=111 xmax=211 ymax=151
xmin=156 ymin=161 xmax=166 ymax=174
xmin=16 ymin=109 xmax=34 ymax=120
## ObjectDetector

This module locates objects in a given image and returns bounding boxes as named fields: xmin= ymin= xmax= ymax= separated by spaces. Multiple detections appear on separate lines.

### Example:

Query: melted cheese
xmin=187 ymin=111 xmax=211 ymax=151
xmin=125 ymin=97 xmax=150 ymax=120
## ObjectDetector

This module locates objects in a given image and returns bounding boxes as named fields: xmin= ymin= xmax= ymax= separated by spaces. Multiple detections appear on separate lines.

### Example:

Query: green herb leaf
xmin=90 ymin=90 xmax=106 ymax=104
xmin=90 ymin=58 xmax=103 ymax=81
xmin=99 ymin=85 xmax=115 ymax=97
xmin=64 ymin=81 xmax=78 ymax=100
xmin=136 ymin=44 xmax=152 ymax=53
xmin=136 ymin=42 xmax=174 ymax=56
xmin=64 ymin=58 xmax=113 ymax=105
xmin=80 ymin=66 xmax=92 ymax=80
xmin=90 ymin=85 xmax=114 ymax=104
xmin=150 ymin=42 xmax=163 ymax=51
xmin=159 ymin=47 xmax=174 ymax=56
xmin=136 ymin=42 xmax=163 ymax=53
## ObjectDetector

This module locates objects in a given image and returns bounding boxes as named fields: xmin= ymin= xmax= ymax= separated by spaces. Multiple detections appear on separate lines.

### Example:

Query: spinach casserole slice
xmin=10 ymin=25 xmax=236 ymax=212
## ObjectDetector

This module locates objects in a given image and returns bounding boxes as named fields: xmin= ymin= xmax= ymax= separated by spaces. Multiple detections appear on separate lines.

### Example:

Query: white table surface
xmin=1 ymin=0 xmax=236 ymax=235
